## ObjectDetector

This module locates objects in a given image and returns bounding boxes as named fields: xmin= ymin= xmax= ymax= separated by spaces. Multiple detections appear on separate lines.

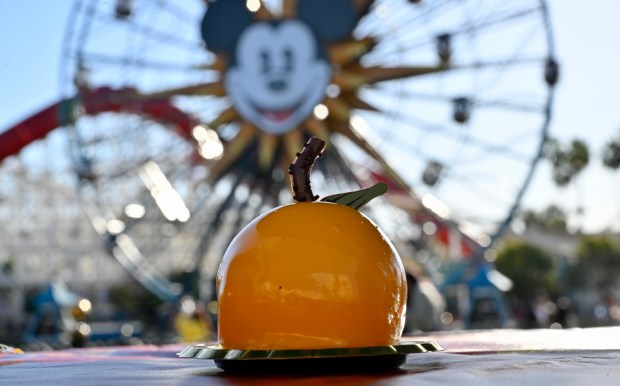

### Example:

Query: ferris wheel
xmin=41 ymin=0 xmax=558 ymax=300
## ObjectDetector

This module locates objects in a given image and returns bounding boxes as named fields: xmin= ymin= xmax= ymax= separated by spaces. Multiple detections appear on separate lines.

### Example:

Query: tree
xmin=1 ymin=259 xmax=14 ymax=276
xmin=544 ymin=138 xmax=590 ymax=187
xmin=602 ymin=131 xmax=620 ymax=170
xmin=521 ymin=204 xmax=568 ymax=232
xmin=569 ymin=235 xmax=620 ymax=290
xmin=495 ymin=240 xmax=555 ymax=300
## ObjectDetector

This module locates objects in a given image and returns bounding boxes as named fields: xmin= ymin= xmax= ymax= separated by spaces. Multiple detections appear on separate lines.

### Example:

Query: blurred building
xmin=0 ymin=141 xmax=127 ymax=341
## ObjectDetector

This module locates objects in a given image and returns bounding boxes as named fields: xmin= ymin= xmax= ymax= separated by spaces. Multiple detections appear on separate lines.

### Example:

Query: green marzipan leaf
xmin=321 ymin=182 xmax=388 ymax=209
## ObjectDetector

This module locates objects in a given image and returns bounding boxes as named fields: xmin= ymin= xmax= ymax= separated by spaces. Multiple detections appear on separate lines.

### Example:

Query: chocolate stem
xmin=288 ymin=137 xmax=326 ymax=202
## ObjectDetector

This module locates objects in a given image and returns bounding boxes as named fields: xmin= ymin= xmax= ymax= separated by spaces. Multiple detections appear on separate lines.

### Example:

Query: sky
xmin=522 ymin=1 xmax=620 ymax=233
xmin=1 ymin=1 xmax=620 ymax=234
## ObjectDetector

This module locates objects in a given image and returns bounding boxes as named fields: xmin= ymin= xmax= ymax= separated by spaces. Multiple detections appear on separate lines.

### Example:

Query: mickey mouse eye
xmin=260 ymin=50 xmax=271 ymax=73
xmin=283 ymin=48 xmax=293 ymax=72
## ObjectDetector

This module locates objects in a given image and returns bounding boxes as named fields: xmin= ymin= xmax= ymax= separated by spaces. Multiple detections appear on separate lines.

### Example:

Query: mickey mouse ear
xmin=201 ymin=0 xmax=254 ymax=52
xmin=298 ymin=0 xmax=357 ymax=41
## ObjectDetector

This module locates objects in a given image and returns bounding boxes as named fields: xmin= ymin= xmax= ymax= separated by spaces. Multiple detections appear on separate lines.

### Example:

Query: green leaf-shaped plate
xmin=177 ymin=341 xmax=443 ymax=373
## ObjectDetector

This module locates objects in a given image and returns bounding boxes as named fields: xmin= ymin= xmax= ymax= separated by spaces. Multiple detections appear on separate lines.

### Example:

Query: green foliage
xmin=495 ymin=240 xmax=555 ymax=299
xmin=521 ymin=205 xmax=568 ymax=232
xmin=321 ymin=182 xmax=388 ymax=209
xmin=569 ymin=235 xmax=620 ymax=290
xmin=544 ymin=138 xmax=590 ymax=186
xmin=602 ymin=133 xmax=620 ymax=170
xmin=1 ymin=259 xmax=14 ymax=275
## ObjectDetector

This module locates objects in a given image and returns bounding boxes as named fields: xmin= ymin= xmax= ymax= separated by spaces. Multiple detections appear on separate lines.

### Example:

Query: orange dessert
xmin=215 ymin=137 xmax=407 ymax=350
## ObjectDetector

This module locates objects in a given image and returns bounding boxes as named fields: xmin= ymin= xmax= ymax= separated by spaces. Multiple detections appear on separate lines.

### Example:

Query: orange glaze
xmin=216 ymin=201 xmax=407 ymax=350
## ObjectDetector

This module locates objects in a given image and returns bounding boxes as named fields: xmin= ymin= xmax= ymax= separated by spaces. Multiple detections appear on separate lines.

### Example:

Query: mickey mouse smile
xmin=258 ymin=105 xmax=299 ymax=123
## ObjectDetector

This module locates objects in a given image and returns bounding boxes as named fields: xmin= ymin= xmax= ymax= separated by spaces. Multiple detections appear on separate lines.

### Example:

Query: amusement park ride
xmin=0 ymin=0 xmax=559 ymax=324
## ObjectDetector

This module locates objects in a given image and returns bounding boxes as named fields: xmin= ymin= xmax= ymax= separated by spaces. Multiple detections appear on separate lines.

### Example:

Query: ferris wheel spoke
xmin=442 ymin=171 xmax=521 ymax=209
xmin=324 ymin=147 xmax=365 ymax=193
xmin=192 ymin=166 xmax=255 ymax=274
xmin=90 ymin=11 xmax=200 ymax=51
xmin=371 ymin=3 xmax=544 ymax=63
xmin=359 ymin=0 xmax=453 ymax=40
xmin=79 ymin=183 xmax=186 ymax=294
xmin=74 ymin=52 xmax=211 ymax=73
xmin=448 ymin=56 xmax=546 ymax=72
xmin=473 ymin=99 xmax=546 ymax=114
xmin=151 ymin=0 xmax=201 ymax=26
xmin=371 ymin=86 xmax=546 ymax=114
xmin=405 ymin=4 xmax=543 ymax=48
xmin=328 ymin=118 xmax=421 ymax=198
xmin=140 ymin=82 xmax=226 ymax=100
xmin=349 ymin=64 xmax=450 ymax=88
xmin=109 ymin=233 xmax=180 ymax=301
xmin=376 ymin=110 xmax=533 ymax=163
xmin=453 ymin=131 xmax=538 ymax=167
xmin=215 ymin=174 xmax=269 ymax=262
xmin=456 ymin=6 xmax=543 ymax=38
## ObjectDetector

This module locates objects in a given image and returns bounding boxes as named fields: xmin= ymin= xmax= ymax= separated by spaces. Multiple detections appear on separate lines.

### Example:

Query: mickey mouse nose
xmin=268 ymin=79 xmax=287 ymax=91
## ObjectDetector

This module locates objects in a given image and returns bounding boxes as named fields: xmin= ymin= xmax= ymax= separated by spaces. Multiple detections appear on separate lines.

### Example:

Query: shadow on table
xmin=188 ymin=358 xmax=446 ymax=386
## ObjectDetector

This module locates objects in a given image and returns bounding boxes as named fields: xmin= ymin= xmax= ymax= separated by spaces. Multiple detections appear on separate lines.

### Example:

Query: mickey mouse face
xmin=225 ymin=20 xmax=330 ymax=135
xmin=201 ymin=0 xmax=357 ymax=136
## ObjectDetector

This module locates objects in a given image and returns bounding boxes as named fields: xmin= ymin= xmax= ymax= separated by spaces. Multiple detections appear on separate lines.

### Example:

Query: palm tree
xmin=544 ymin=138 xmax=590 ymax=187
xmin=601 ymin=130 xmax=620 ymax=230
xmin=602 ymin=132 xmax=620 ymax=170
xmin=543 ymin=137 xmax=590 ymax=232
